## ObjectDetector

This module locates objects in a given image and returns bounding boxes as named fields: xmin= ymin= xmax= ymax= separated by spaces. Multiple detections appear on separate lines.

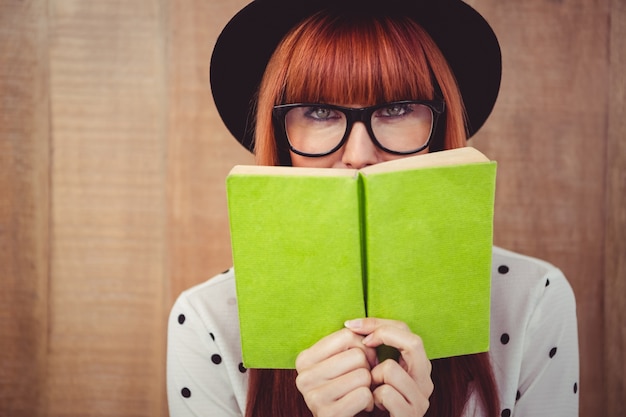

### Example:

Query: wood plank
xmin=469 ymin=1 xmax=608 ymax=415
xmin=0 ymin=1 xmax=49 ymax=416
xmin=47 ymin=0 xmax=167 ymax=415
xmin=166 ymin=0 xmax=252 ymax=304
xmin=605 ymin=0 xmax=626 ymax=415
xmin=8 ymin=1 xmax=618 ymax=416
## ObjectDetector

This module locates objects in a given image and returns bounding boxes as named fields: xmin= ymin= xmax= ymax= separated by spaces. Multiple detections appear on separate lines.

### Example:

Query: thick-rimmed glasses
xmin=272 ymin=100 xmax=445 ymax=157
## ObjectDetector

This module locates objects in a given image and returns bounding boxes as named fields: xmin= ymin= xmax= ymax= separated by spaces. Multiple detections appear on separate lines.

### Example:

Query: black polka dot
xmin=549 ymin=347 xmax=558 ymax=358
xmin=178 ymin=314 xmax=186 ymax=325
xmin=239 ymin=362 xmax=247 ymax=373
xmin=574 ymin=382 xmax=578 ymax=394
xmin=498 ymin=265 xmax=509 ymax=274
xmin=500 ymin=333 xmax=510 ymax=345
xmin=546 ymin=278 xmax=550 ymax=287
xmin=501 ymin=409 xmax=511 ymax=417
xmin=209 ymin=332 xmax=215 ymax=341
xmin=181 ymin=387 xmax=191 ymax=398
xmin=516 ymin=390 xmax=521 ymax=401
xmin=211 ymin=354 xmax=222 ymax=364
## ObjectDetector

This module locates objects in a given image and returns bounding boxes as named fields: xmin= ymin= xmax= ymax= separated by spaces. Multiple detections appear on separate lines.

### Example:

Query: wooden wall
xmin=0 ymin=0 xmax=623 ymax=416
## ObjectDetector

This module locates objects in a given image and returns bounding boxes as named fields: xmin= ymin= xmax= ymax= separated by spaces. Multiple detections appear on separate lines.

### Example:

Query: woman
xmin=167 ymin=1 xmax=579 ymax=416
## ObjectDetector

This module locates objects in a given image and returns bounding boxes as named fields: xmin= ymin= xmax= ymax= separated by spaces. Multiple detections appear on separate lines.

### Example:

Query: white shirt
xmin=167 ymin=246 xmax=579 ymax=416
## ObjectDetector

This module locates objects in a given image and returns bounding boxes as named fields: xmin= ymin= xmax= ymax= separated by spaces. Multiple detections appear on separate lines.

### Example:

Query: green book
xmin=226 ymin=147 xmax=496 ymax=369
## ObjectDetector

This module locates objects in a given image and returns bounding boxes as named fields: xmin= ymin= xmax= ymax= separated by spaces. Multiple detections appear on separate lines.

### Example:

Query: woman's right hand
xmin=295 ymin=327 xmax=378 ymax=417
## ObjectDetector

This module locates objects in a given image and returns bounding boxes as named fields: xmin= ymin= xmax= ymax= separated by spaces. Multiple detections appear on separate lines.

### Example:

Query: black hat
xmin=210 ymin=0 xmax=501 ymax=153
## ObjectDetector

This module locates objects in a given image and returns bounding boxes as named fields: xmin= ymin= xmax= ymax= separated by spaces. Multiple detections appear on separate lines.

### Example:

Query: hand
xmin=295 ymin=327 xmax=378 ymax=417
xmin=345 ymin=318 xmax=434 ymax=417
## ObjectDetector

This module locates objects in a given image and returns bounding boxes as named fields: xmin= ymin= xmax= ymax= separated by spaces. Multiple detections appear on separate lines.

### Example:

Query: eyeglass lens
xmin=284 ymin=103 xmax=434 ymax=155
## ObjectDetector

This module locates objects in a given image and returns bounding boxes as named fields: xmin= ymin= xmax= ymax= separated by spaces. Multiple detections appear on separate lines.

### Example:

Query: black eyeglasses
xmin=272 ymin=100 xmax=445 ymax=157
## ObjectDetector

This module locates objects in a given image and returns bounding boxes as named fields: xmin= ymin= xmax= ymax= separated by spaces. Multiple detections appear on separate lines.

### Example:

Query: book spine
xmin=357 ymin=172 xmax=368 ymax=316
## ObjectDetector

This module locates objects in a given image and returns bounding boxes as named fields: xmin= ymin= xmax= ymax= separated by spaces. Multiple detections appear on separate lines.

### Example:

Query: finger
xmin=344 ymin=317 xmax=410 ymax=336
xmin=361 ymin=325 xmax=432 ymax=381
xmin=372 ymin=383 xmax=406 ymax=415
xmin=311 ymin=385 xmax=375 ymax=417
xmin=296 ymin=347 xmax=371 ymax=392
xmin=295 ymin=328 xmax=373 ymax=371
xmin=371 ymin=357 xmax=415 ymax=394
xmin=373 ymin=382 xmax=430 ymax=417
xmin=336 ymin=386 xmax=375 ymax=416
xmin=299 ymin=367 xmax=372 ymax=408
xmin=297 ymin=361 xmax=374 ymax=417
xmin=371 ymin=358 xmax=433 ymax=412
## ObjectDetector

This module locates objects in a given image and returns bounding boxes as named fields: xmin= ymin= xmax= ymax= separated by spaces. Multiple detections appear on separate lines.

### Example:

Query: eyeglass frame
xmin=272 ymin=99 xmax=445 ymax=158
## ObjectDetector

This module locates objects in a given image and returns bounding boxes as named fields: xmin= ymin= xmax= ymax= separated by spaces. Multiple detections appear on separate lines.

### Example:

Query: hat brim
xmin=210 ymin=0 xmax=501 ymax=153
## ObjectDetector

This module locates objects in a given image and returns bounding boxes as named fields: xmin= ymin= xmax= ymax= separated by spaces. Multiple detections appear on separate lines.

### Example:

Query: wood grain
xmin=0 ymin=0 xmax=49 ymax=415
xmin=166 ymin=0 xmax=252 ymax=304
xmin=605 ymin=0 xmax=626 ymax=415
xmin=470 ymin=1 xmax=609 ymax=415
xmin=46 ymin=0 xmax=167 ymax=415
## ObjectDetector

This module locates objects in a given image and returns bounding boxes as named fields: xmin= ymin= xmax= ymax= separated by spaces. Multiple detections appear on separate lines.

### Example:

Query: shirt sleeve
xmin=166 ymin=284 xmax=244 ymax=417
xmin=513 ymin=268 xmax=579 ymax=417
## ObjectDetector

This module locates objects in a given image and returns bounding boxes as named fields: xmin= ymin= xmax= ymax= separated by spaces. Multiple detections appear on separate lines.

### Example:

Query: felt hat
xmin=210 ymin=0 xmax=501 ymax=153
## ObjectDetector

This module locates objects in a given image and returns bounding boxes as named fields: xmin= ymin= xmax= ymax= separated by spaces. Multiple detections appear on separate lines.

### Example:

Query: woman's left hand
xmin=344 ymin=318 xmax=434 ymax=417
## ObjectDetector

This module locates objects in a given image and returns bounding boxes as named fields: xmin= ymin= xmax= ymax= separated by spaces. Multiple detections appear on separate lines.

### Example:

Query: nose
xmin=340 ymin=122 xmax=379 ymax=169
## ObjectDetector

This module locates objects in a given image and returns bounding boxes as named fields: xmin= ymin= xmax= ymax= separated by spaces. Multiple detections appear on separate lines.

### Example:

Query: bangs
xmin=281 ymin=13 xmax=436 ymax=105
xmin=255 ymin=9 xmax=467 ymax=165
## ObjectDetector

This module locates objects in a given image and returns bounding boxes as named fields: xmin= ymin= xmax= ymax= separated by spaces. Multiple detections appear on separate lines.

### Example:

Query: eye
xmin=304 ymin=106 xmax=339 ymax=121
xmin=378 ymin=103 xmax=413 ymax=118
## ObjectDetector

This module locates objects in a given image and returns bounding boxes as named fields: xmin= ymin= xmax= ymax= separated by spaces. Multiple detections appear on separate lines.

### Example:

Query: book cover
xmin=226 ymin=147 xmax=496 ymax=369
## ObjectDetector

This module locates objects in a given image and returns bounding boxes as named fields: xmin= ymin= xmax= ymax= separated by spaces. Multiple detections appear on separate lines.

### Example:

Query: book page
xmin=360 ymin=147 xmax=490 ymax=176
xmin=229 ymin=164 xmax=358 ymax=178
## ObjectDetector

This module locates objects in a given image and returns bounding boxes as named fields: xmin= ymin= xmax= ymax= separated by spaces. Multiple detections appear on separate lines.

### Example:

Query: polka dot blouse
xmin=166 ymin=246 xmax=579 ymax=416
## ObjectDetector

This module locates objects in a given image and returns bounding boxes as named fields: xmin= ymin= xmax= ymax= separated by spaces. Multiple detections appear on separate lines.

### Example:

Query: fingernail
xmin=362 ymin=334 xmax=373 ymax=345
xmin=344 ymin=319 xmax=363 ymax=329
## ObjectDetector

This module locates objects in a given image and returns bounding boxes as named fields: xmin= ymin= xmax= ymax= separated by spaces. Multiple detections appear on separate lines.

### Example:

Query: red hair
xmin=246 ymin=10 xmax=499 ymax=417
xmin=246 ymin=354 xmax=498 ymax=417
xmin=255 ymin=11 xmax=468 ymax=166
